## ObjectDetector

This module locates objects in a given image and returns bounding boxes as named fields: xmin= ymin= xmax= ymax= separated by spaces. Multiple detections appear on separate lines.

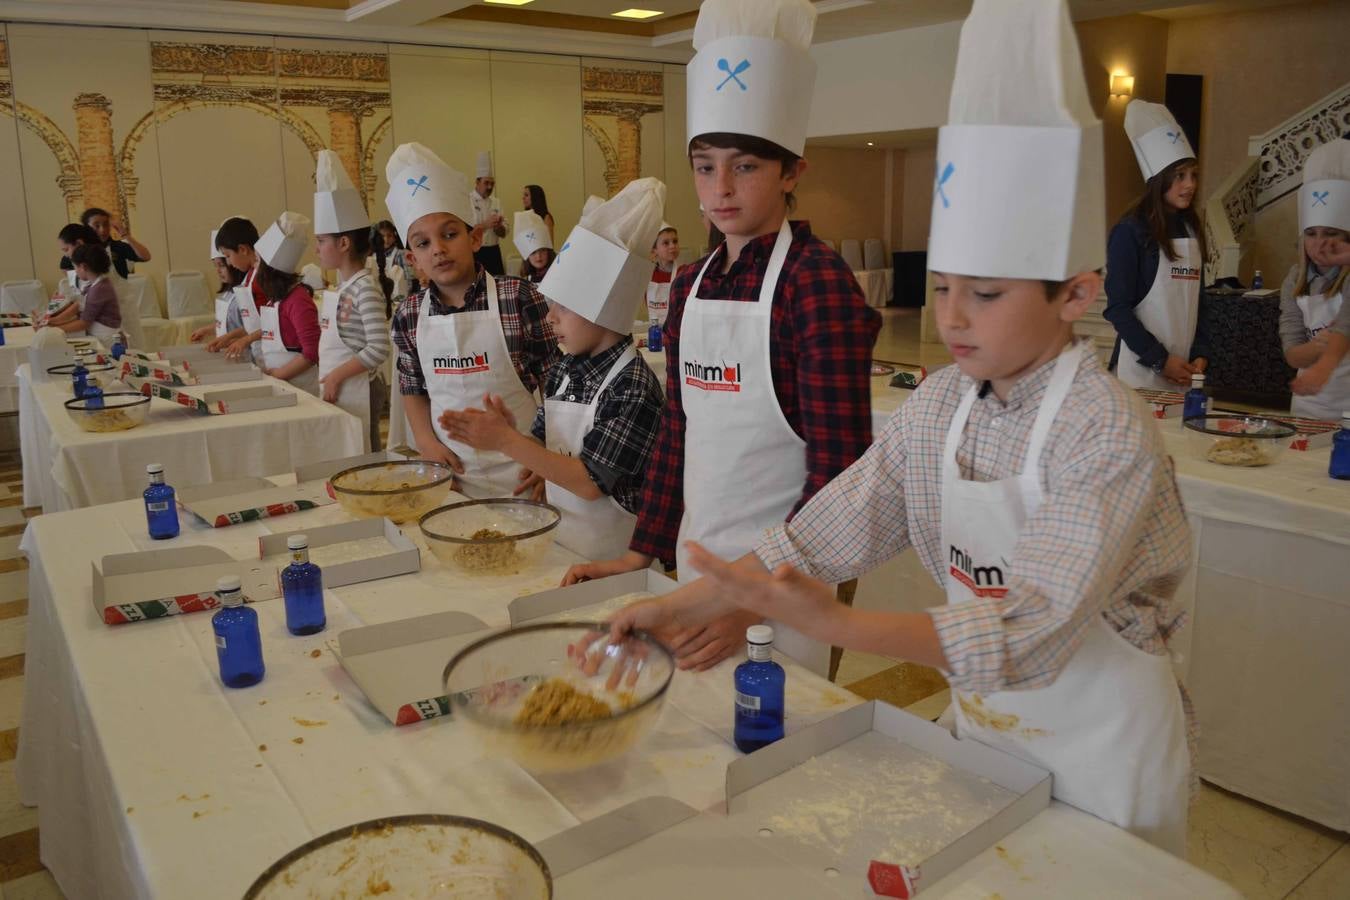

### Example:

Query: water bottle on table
xmin=281 ymin=534 xmax=326 ymax=636
xmin=1252 ymin=269 xmax=1264 ymax=290
xmin=1183 ymin=373 xmax=1209 ymax=421
xmin=647 ymin=320 xmax=663 ymax=353
xmin=71 ymin=354 xmax=89 ymax=399
xmin=1331 ymin=412 xmax=1350 ymax=480
xmin=212 ymin=576 xmax=265 ymax=688
xmin=734 ymin=624 xmax=785 ymax=753
xmin=143 ymin=463 xmax=180 ymax=540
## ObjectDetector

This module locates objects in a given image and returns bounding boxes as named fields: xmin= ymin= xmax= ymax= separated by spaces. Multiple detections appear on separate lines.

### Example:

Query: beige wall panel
xmin=900 ymin=144 xmax=937 ymax=254
xmin=0 ymin=29 xmax=35 ymax=283
xmin=489 ymin=52 xmax=583 ymax=271
xmin=796 ymin=146 xmax=886 ymax=249
xmin=7 ymin=24 xmax=169 ymax=296
xmin=388 ymin=47 xmax=492 ymax=196
xmin=661 ymin=64 xmax=702 ymax=262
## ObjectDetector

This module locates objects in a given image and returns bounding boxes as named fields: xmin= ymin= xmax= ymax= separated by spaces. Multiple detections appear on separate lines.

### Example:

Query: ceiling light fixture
xmin=866 ymin=141 xmax=875 ymax=146
xmin=612 ymin=8 xmax=663 ymax=19
xmin=483 ymin=0 xmax=535 ymax=6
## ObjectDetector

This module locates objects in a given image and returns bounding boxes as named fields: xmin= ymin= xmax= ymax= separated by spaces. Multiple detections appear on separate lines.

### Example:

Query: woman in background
xmin=521 ymin=185 xmax=555 ymax=241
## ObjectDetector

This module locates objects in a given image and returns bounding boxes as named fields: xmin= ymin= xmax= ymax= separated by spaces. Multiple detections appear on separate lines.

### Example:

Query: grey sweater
xmin=1279 ymin=263 xmax=1350 ymax=350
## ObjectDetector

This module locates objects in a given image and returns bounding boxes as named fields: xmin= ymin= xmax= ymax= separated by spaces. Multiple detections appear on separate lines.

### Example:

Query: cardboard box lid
xmin=178 ymin=477 xmax=333 ymax=527
xmin=294 ymin=449 xmax=408 ymax=485
xmin=508 ymin=568 xmax=677 ymax=625
xmin=335 ymin=610 xmax=490 ymax=725
xmin=93 ymin=545 xmax=280 ymax=621
xmin=200 ymin=384 xmax=297 ymax=413
xmin=258 ymin=517 xmax=420 ymax=590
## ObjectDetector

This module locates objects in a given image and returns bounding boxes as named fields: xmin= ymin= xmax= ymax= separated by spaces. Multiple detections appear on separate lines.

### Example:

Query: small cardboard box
xmin=1136 ymin=388 xmax=1186 ymax=419
xmin=508 ymin=568 xmax=678 ymax=625
xmin=0 ymin=313 xmax=32 ymax=327
xmin=120 ymin=349 xmax=165 ymax=362
xmin=294 ymin=449 xmax=409 ymax=485
xmin=120 ymin=359 xmax=195 ymax=386
xmin=93 ymin=545 xmax=280 ymax=625
xmin=258 ymin=518 xmax=419 ymax=589
xmin=888 ymin=365 xmax=927 ymax=390
xmin=722 ymin=701 xmax=1051 ymax=896
xmin=140 ymin=382 xmax=296 ymax=414
xmin=178 ymin=477 xmax=333 ymax=527
xmin=335 ymin=610 xmax=490 ymax=725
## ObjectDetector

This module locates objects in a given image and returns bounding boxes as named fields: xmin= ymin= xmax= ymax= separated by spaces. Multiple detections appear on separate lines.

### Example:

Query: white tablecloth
xmin=0 ymin=325 xmax=36 ymax=414
xmin=139 ymin=315 xmax=215 ymax=352
xmin=854 ymin=267 xmax=893 ymax=308
xmin=16 ymin=364 xmax=364 ymax=511
xmin=16 ymin=494 xmax=1233 ymax=899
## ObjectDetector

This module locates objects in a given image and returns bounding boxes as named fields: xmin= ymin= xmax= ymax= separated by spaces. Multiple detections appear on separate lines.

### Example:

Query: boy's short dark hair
xmin=688 ymin=132 xmax=803 ymax=211
xmin=71 ymin=242 xmax=111 ymax=275
xmin=216 ymin=217 xmax=260 ymax=252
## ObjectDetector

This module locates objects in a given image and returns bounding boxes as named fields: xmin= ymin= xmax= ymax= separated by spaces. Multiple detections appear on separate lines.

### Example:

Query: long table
xmin=0 ymin=325 xmax=37 ymax=414
xmin=16 ymin=363 xmax=364 ymax=512
xmin=16 ymin=490 xmax=1233 ymax=899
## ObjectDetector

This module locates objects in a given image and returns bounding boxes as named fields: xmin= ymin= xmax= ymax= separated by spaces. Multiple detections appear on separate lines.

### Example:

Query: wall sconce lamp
xmin=1110 ymin=74 xmax=1135 ymax=98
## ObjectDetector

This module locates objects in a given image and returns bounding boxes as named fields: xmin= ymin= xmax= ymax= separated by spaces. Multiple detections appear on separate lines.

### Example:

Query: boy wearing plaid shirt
xmin=441 ymin=179 xmax=666 ymax=560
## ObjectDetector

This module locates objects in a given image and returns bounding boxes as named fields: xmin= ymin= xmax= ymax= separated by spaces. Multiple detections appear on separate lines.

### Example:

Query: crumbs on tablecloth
xmin=293 ymin=717 xmax=327 ymax=728
xmin=310 ymin=649 xmax=322 ymax=658
xmin=258 ymin=699 xmax=267 ymax=705
xmin=292 ymin=737 xmax=304 ymax=745
xmin=126 ymin=807 xmax=134 ymax=814
xmin=258 ymin=744 xmax=268 ymax=752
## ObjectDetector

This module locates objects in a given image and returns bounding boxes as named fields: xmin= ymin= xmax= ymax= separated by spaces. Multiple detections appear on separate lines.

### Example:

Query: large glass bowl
xmin=419 ymin=499 xmax=560 ymax=576
xmin=327 ymin=460 xmax=455 ymax=523
xmin=244 ymin=814 xmax=551 ymax=899
xmin=443 ymin=621 xmax=674 ymax=772
xmin=63 ymin=392 xmax=150 ymax=433
xmin=1183 ymin=414 xmax=1296 ymax=468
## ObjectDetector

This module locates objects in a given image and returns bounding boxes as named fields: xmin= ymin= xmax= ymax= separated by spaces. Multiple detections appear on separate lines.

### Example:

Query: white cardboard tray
xmin=177 ymin=477 xmax=333 ymax=527
xmin=508 ymin=568 xmax=678 ymax=625
xmin=258 ymin=517 xmax=419 ymax=589
xmin=92 ymin=545 xmax=280 ymax=626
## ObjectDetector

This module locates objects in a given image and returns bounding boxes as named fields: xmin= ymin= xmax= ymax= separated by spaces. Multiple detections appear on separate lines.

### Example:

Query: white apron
xmin=214 ymin=294 xmax=231 ymax=338
xmin=675 ymin=221 xmax=829 ymax=677
xmin=545 ymin=345 xmax=640 ymax=561
xmin=646 ymin=280 xmax=671 ymax=325
xmin=233 ymin=267 xmax=262 ymax=364
xmin=1292 ymin=290 xmax=1350 ymax=420
xmin=1116 ymin=237 xmax=1201 ymax=391
xmin=415 ymin=275 xmax=539 ymax=499
xmin=259 ymin=297 xmax=319 ymax=396
xmin=942 ymin=340 xmax=1190 ymax=857
xmin=319 ymin=270 xmax=374 ymax=447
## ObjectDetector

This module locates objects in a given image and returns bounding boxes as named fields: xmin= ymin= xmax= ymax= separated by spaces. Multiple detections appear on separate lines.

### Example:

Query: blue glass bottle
xmin=1252 ymin=269 xmax=1264 ymax=290
xmin=110 ymin=339 xmax=126 ymax=360
xmin=1183 ymin=373 xmax=1209 ymax=422
xmin=734 ymin=624 xmax=785 ymax=753
xmin=280 ymin=534 xmax=326 ymax=636
xmin=71 ymin=354 xmax=89 ymax=399
xmin=647 ymin=320 xmax=663 ymax=353
xmin=143 ymin=463 xmax=180 ymax=540
xmin=0 ymin=324 xmax=6 ymax=347
xmin=211 ymin=576 xmax=265 ymax=688
xmin=1330 ymin=413 xmax=1350 ymax=481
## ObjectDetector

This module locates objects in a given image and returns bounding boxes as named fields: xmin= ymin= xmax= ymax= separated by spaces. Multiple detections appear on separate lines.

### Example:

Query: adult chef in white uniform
xmin=1106 ymin=100 xmax=1210 ymax=390
xmin=471 ymin=151 xmax=507 ymax=277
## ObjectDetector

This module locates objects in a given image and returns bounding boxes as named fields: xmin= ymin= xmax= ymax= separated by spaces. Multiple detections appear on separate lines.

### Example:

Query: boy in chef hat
xmin=190 ymin=226 xmax=248 ymax=345
xmin=199 ymin=216 xmax=265 ymax=355
xmin=385 ymin=142 xmax=558 ymax=497
xmin=1282 ymin=138 xmax=1350 ymax=416
xmin=441 ymin=178 xmax=666 ymax=561
xmin=228 ymin=211 xmax=321 ymax=393
xmin=313 ymin=149 xmax=392 ymax=450
xmin=602 ymin=0 xmax=1194 ymax=857
xmin=471 ymin=150 xmax=507 ymax=277
xmin=564 ymin=0 xmax=880 ymax=680
xmin=1106 ymin=99 xmax=1210 ymax=390
xmin=647 ymin=222 xmax=680 ymax=324
xmin=513 ymin=210 xmax=554 ymax=283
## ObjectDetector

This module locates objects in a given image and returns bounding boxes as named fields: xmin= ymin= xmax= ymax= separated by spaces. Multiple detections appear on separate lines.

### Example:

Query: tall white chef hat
xmin=313 ymin=149 xmax=369 ymax=235
xmin=513 ymin=210 xmax=552 ymax=259
xmin=209 ymin=229 xmax=223 ymax=260
xmin=384 ymin=142 xmax=474 ymax=243
xmin=255 ymin=211 xmax=312 ymax=274
xmin=687 ymin=0 xmax=818 ymax=157
xmin=475 ymin=150 xmax=494 ymax=179
xmin=539 ymin=177 xmax=667 ymax=332
xmin=1299 ymin=139 xmax=1350 ymax=233
xmin=1125 ymin=100 xmax=1195 ymax=182
xmin=928 ymin=0 xmax=1104 ymax=281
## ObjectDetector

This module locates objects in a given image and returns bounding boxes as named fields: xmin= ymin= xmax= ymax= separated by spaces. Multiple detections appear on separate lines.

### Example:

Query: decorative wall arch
xmin=360 ymin=114 xmax=392 ymax=205
xmin=0 ymin=100 xmax=84 ymax=216
xmin=582 ymin=118 xmax=619 ymax=196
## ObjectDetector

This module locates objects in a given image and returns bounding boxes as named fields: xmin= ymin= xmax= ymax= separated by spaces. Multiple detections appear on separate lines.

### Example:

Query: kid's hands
xmin=439 ymin=394 xmax=516 ymax=451
xmin=224 ymin=336 xmax=252 ymax=361
xmin=1161 ymin=355 xmax=1196 ymax=386
xmin=1291 ymin=363 xmax=1333 ymax=396
xmin=682 ymin=542 xmax=842 ymax=645
xmin=319 ymin=369 xmax=347 ymax=403
xmin=515 ymin=467 xmax=545 ymax=502
xmin=415 ymin=438 xmax=465 ymax=474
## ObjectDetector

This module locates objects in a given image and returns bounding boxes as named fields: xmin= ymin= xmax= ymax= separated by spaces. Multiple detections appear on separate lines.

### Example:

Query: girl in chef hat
xmin=564 ymin=0 xmax=880 ymax=679
xmin=211 ymin=216 xmax=268 ymax=359
xmin=601 ymin=0 xmax=1194 ymax=857
xmin=1281 ymin=139 xmax=1350 ymax=419
xmin=190 ymin=227 xmax=246 ymax=344
xmin=1105 ymin=99 xmax=1210 ymax=390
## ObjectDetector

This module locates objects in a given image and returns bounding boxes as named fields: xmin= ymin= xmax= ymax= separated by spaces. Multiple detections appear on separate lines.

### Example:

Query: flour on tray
xmin=540 ymin=591 xmax=656 ymax=623
xmin=305 ymin=536 xmax=398 ymax=567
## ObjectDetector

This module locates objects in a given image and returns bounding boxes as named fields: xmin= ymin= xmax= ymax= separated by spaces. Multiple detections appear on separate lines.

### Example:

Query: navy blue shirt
xmin=1104 ymin=213 xmax=1211 ymax=370
xmin=59 ymin=239 xmax=143 ymax=280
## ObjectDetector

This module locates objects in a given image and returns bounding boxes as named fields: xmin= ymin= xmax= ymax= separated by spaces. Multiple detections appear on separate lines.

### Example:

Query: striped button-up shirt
xmin=756 ymin=347 xmax=1196 ymax=752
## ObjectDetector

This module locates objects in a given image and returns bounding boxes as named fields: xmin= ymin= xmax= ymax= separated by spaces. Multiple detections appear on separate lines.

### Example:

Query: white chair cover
xmin=1 ymin=280 xmax=45 ymax=315
xmin=839 ymin=239 xmax=864 ymax=271
xmin=110 ymin=275 xmax=148 ymax=349
xmin=863 ymin=238 xmax=887 ymax=270
xmin=125 ymin=273 xmax=161 ymax=320
xmin=166 ymin=270 xmax=211 ymax=318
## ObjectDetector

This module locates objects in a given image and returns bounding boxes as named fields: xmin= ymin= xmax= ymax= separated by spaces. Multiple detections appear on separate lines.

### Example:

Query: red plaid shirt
xmin=630 ymin=220 xmax=880 ymax=566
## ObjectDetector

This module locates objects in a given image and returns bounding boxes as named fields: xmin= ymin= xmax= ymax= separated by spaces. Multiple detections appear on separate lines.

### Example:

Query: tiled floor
xmin=0 ymin=310 xmax=1345 ymax=898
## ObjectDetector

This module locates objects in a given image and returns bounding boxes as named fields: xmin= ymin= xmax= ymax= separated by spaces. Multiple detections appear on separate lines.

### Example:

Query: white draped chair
xmin=1 ymin=280 xmax=45 ymax=315
xmin=839 ymin=239 xmax=864 ymax=271
xmin=166 ymin=270 xmax=211 ymax=317
xmin=863 ymin=238 xmax=887 ymax=270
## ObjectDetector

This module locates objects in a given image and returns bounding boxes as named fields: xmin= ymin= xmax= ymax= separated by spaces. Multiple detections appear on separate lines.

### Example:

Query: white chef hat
xmin=384 ymin=142 xmax=474 ymax=243
xmin=1299 ymin=139 xmax=1350 ymax=233
xmin=513 ymin=210 xmax=552 ymax=259
xmin=928 ymin=0 xmax=1105 ymax=281
xmin=1125 ymin=100 xmax=1196 ymax=182
xmin=313 ymin=149 xmax=369 ymax=235
xmin=687 ymin=0 xmax=818 ymax=157
xmin=256 ymin=211 xmax=311 ymax=273
xmin=209 ymin=229 xmax=223 ymax=260
xmin=475 ymin=150 xmax=493 ymax=179
xmin=539 ymin=177 xmax=667 ymax=332
xmin=581 ymin=195 xmax=605 ymax=218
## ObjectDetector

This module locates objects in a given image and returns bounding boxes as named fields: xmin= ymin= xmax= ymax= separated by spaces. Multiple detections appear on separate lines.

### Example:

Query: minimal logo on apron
xmin=683 ymin=358 xmax=741 ymax=392
xmin=948 ymin=545 xmax=1008 ymax=598
xmin=261 ymin=327 xmax=276 ymax=341
xmin=1169 ymin=264 xmax=1200 ymax=281
xmin=716 ymin=58 xmax=750 ymax=91
xmin=433 ymin=352 xmax=490 ymax=375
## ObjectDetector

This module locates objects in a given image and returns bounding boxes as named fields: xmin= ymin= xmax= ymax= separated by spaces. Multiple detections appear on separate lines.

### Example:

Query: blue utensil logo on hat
xmin=1166 ymin=131 xmax=1182 ymax=144
xmin=1311 ymin=190 xmax=1330 ymax=207
xmin=407 ymin=175 xmax=429 ymax=196
xmin=716 ymin=58 xmax=750 ymax=92
xmin=554 ymin=241 xmax=570 ymax=265
xmin=936 ymin=162 xmax=955 ymax=209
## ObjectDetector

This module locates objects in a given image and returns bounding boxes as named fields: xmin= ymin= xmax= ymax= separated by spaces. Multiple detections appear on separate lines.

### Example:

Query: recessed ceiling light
xmin=612 ymin=8 xmax=663 ymax=19
xmin=866 ymin=141 xmax=874 ymax=146
xmin=484 ymin=0 xmax=535 ymax=6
